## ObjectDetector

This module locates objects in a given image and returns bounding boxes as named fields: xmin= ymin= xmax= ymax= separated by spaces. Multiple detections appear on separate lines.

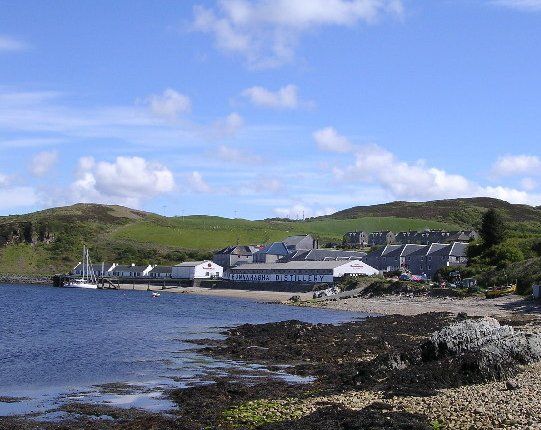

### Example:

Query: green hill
xmin=1 ymin=198 xmax=540 ymax=275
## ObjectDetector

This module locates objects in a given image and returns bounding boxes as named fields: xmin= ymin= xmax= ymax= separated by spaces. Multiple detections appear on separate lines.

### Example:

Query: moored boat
xmin=66 ymin=245 xmax=98 ymax=289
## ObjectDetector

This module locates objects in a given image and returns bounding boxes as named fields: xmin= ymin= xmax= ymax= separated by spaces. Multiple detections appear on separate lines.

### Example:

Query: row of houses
xmin=343 ymin=229 xmax=478 ymax=247
xmin=72 ymin=261 xmax=224 ymax=280
xmin=364 ymin=242 xmax=468 ymax=278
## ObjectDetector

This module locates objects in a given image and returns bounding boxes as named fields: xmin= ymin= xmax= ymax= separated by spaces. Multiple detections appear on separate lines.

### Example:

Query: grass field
xmin=112 ymin=215 xmax=458 ymax=250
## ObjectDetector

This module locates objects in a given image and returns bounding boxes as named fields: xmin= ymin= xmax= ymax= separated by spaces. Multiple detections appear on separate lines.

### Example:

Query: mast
xmin=82 ymin=245 xmax=86 ymax=280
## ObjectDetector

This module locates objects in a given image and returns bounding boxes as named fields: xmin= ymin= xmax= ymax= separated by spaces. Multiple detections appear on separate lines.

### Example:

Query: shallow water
xmin=0 ymin=284 xmax=363 ymax=416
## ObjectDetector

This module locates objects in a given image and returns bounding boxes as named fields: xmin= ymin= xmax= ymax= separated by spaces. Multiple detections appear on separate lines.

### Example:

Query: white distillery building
xmin=226 ymin=260 xmax=379 ymax=284
xmin=172 ymin=261 xmax=223 ymax=280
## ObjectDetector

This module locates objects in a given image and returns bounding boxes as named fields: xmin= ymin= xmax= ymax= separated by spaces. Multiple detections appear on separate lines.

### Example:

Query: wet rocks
xmin=421 ymin=317 xmax=541 ymax=382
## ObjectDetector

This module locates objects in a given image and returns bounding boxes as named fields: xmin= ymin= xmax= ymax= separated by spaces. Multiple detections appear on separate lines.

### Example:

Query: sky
xmin=1 ymin=0 xmax=541 ymax=219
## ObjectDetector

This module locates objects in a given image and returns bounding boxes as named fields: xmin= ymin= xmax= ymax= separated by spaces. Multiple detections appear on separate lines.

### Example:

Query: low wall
xmin=205 ymin=279 xmax=333 ymax=293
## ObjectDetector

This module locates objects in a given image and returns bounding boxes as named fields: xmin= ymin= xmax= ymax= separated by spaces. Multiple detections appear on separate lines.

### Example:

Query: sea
xmin=0 ymin=284 xmax=362 ymax=417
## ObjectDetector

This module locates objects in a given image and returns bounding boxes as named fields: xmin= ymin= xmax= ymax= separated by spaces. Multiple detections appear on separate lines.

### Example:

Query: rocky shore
xmin=0 ymin=275 xmax=51 ymax=285
xmin=2 ymin=311 xmax=541 ymax=429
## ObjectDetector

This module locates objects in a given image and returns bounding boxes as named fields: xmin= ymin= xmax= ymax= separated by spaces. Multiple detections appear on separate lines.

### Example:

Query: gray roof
xmin=175 ymin=260 xmax=209 ymax=267
xmin=229 ymin=260 xmax=363 ymax=271
xmin=449 ymin=242 xmax=468 ymax=257
xmin=283 ymin=235 xmax=311 ymax=247
xmin=303 ymin=249 xmax=367 ymax=261
xmin=216 ymin=245 xmax=255 ymax=256
xmin=73 ymin=262 xmax=114 ymax=271
xmin=149 ymin=265 xmax=173 ymax=274
xmin=113 ymin=265 xmax=149 ymax=272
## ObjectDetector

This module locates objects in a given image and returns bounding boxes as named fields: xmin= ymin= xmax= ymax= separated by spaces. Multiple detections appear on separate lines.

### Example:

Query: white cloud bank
xmin=29 ymin=151 xmax=58 ymax=176
xmin=71 ymin=156 xmax=175 ymax=207
xmin=273 ymin=204 xmax=336 ymax=219
xmin=241 ymin=84 xmax=308 ymax=109
xmin=322 ymin=128 xmax=541 ymax=205
xmin=193 ymin=0 xmax=403 ymax=68
xmin=492 ymin=154 xmax=541 ymax=176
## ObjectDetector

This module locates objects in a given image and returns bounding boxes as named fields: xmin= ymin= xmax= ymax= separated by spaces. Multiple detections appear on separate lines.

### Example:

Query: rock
xmin=289 ymin=295 xmax=301 ymax=303
xmin=506 ymin=379 xmax=520 ymax=390
xmin=421 ymin=317 xmax=541 ymax=383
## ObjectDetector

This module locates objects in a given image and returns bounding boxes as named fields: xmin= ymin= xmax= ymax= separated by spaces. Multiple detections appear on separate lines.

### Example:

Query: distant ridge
xmin=327 ymin=197 xmax=541 ymax=226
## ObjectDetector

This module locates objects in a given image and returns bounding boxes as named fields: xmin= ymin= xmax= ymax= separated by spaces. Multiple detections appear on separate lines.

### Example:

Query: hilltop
xmin=328 ymin=197 xmax=541 ymax=225
xmin=1 ymin=198 xmax=540 ymax=275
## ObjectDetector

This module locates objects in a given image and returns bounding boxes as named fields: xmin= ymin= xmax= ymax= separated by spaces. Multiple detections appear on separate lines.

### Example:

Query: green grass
xmin=0 ymin=244 xmax=52 ymax=275
xmin=112 ymin=215 xmax=458 ymax=250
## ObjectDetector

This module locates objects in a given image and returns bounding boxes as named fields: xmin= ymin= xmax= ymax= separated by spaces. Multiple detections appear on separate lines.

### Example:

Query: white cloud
xmin=147 ymin=88 xmax=191 ymax=119
xmin=0 ymin=173 xmax=8 ymax=187
xmin=332 ymin=142 xmax=541 ymax=205
xmin=0 ymin=35 xmax=28 ymax=52
xmin=241 ymin=84 xmax=308 ymax=109
xmin=187 ymin=171 xmax=213 ymax=193
xmin=193 ymin=0 xmax=403 ymax=68
xmin=0 ymin=187 xmax=39 ymax=211
xmin=0 ymin=171 xmax=38 ymax=211
xmin=216 ymin=145 xmax=263 ymax=163
xmin=210 ymin=112 xmax=244 ymax=137
xmin=29 ymin=151 xmax=58 ymax=176
xmin=0 ymin=89 xmax=242 ymax=150
xmin=521 ymin=177 xmax=537 ymax=191
xmin=492 ymin=154 xmax=541 ymax=176
xmin=273 ymin=203 xmax=336 ymax=219
xmin=491 ymin=0 xmax=541 ymax=11
xmin=313 ymin=127 xmax=354 ymax=153
xmin=71 ymin=156 xmax=175 ymax=207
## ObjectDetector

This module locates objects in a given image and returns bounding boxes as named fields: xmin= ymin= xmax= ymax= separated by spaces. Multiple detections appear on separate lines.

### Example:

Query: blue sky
xmin=1 ymin=0 xmax=541 ymax=219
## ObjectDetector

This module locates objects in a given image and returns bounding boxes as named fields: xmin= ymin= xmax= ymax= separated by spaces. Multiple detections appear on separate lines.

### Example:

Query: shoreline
xmin=3 ymin=280 xmax=540 ymax=319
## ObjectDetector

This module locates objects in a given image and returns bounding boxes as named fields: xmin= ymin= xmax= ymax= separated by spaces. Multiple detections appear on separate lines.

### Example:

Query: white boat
xmin=66 ymin=245 xmax=98 ymax=289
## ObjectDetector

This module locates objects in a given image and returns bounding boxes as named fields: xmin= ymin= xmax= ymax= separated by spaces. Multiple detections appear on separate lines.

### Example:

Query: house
xmin=283 ymin=235 xmax=318 ymax=251
xmin=393 ymin=230 xmax=479 ymax=245
xmin=148 ymin=266 xmax=173 ymax=279
xmin=111 ymin=264 xmax=153 ymax=278
xmin=226 ymin=260 xmax=379 ymax=284
xmin=368 ymin=231 xmax=396 ymax=246
xmin=343 ymin=231 xmax=369 ymax=247
xmin=172 ymin=261 xmax=223 ymax=280
xmin=212 ymin=245 xmax=260 ymax=269
xmin=253 ymin=242 xmax=291 ymax=263
xmin=71 ymin=262 xmax=116 ymax=277
xmin=363 ymin=244 xmax=425 ymax=272
xmin=372 ymin=242 xmax=470 ymax=279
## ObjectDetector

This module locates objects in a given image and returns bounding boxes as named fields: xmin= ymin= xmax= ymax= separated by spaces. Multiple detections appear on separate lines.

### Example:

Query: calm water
xmin=0 ymin=284 xmax=361 ymax=416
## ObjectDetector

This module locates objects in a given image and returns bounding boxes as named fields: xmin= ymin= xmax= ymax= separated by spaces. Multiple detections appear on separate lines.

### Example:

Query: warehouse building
xmin=172 ymin=260 xmax=223 ymax=280
xmin=226 ymin=260 xmax=379 ymax=284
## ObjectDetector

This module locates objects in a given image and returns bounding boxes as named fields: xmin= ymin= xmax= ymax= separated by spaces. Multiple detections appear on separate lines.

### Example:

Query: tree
xmin=480 ymin=209 xmax=506 ymax=248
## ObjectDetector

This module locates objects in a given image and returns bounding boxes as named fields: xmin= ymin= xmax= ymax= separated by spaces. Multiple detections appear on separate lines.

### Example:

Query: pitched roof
xmin=175 ymin=260 xmax=208 ymax=267
xmin=149 ymin=265 xmax=173 ymax=274
xmin=255 ymin=242 xmax=290 ymax=256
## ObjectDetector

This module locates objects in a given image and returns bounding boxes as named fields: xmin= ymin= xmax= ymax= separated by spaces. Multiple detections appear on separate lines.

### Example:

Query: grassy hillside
xmin=1 ymin=198 xmax=540 ymax=276
xmin=112 ymin=215 xmax=456 ymax=250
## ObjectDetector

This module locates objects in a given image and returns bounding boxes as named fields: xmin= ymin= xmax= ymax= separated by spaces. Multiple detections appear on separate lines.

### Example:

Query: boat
xmin=152 ymin=292 xmax=160 ymax=298
xmin=65 ymin=245 xmax=98 ymax=289
xmin=485 ymin=284 xmax=516 ymax=299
